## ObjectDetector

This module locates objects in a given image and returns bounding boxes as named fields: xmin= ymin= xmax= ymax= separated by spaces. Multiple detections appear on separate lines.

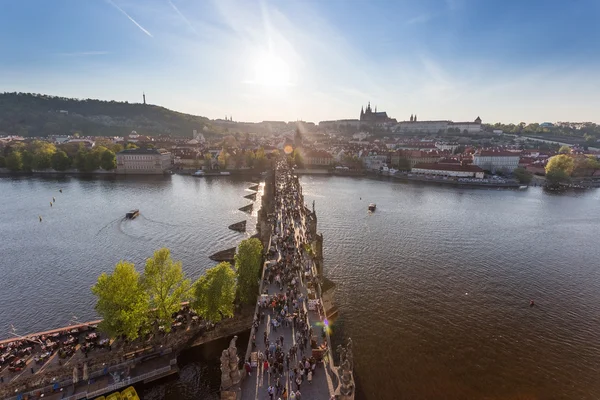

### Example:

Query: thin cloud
xmin=106 ymin=0 xmax=153 ymax=38
xmin=406 ymin=14 xmax=432 ymax=25
xmin=57 ymin=51 xmax=110 ymax=56
xmin=168 ymin=0 xmax=198 ymax=35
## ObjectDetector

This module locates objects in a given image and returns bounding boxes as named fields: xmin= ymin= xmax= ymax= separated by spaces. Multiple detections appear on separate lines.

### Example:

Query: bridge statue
xmin=336 ymin=337 xmax=355 ymax=398
xmin=220 ymin=335 xmax=241 ymax=391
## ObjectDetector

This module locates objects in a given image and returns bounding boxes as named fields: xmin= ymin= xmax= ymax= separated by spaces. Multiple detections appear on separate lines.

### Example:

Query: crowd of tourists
xmin=245 ymin=160 xmax=331 ymax=400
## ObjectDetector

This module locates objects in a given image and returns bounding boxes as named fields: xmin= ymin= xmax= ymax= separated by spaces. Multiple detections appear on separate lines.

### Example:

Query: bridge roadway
xmin=240 ymin=166 xmax=337 ymax=400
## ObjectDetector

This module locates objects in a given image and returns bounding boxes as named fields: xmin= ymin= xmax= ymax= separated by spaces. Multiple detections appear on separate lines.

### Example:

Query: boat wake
xmin=139 ymin=214 xmax=186 ymax=228
xmin=95 ymin=217 xmax=123 ymax=236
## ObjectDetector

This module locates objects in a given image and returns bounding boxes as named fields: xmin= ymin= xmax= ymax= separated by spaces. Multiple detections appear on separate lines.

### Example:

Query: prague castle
xmin=360 ymin=102 xmax=396 ymax=124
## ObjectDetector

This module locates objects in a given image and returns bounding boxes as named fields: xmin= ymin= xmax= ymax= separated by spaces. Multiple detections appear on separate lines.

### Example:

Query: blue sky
xmin=1 ymin=0 xmax=599 ymax=123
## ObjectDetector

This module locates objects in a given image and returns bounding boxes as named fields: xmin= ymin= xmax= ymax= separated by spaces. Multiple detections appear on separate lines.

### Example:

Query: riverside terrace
xmin=235 ymin=160 xmax=355 ymax=400
xmin=0 ymin=305 xmax=253 ymax=399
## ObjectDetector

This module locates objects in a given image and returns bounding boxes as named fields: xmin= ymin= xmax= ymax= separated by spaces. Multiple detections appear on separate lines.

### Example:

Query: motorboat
xmin=389 ymin=168 xmax=398 ymax=175
xmin=125 ymin=209 xmax=139 ymax=219
xmin=368 ymin=203 xmax=376 ymax=211
xmin=193 ymin=170 xmax=205 ymax=176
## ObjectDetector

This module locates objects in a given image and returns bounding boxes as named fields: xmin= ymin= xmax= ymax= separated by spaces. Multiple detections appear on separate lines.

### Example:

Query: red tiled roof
xmin=413 ymin=163 xmax=484 ymax=172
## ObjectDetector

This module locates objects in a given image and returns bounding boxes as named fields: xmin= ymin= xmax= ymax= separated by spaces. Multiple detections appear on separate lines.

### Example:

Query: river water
xmin=0 ymin=175 xmax=261 ymax=336
xmin=1 ymin=175 xmax=600 ymax=399
xmin=300 ymin=176 xmax=600 ymax=400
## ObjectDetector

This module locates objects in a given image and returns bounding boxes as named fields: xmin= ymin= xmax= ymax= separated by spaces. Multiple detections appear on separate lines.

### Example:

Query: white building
xmin=412 ymin=163 xmax=485 ymax=179
xmin=363 ymin=154 xmax=388 ymax=170
xmin=472 ymin=150 xmax=520 ymax=172
xmin=435 ymin=142 xmax=459 ymax=152
xmin=396 ymin=120 xmax=449 ymax=134
xmin=116 ymin=148 xmax=172 ymax=174
xmin=394 ymin=117 xmax=482 ymax=135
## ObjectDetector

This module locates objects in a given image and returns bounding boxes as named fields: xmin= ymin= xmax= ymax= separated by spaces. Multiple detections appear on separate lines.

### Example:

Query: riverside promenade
xmin=238 ymin=160 xmax=349 ymax=400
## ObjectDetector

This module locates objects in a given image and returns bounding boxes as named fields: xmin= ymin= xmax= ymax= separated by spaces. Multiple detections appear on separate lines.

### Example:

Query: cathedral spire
xmin=410 ymin=114 xmax=413 ymax=122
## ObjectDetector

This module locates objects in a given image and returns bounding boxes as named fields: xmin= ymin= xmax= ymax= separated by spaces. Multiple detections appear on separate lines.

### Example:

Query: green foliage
xmin=293 ymin=149 xmax=304 ymax=168
xmin=0 ymin=92 xmax=212 ymax=137
xmin=91 ymin=261 xmax=149 ymax=340
xmin=21 ymin=150 xmax=34 ymax=172
xmin=125 ymin=143 xmax=138 ymax=150
xmin=545 ymin=154 xmax=575 ymax=184
xmin=245 ymin=150 xmax=255 ymax=168
xmin=513 ymin=167 xmax=533 ymax=184
xmin=74 ymin=148 xmax=88 ymax=171
xmin=6 ymin=151 xmax=23 ymax=171
xmin=0 ymin=155 xmax=5 ymax=168
xmin=51 ymin=150 xmax=72 ymax=171
xmin=235 ymin=238 xmax=263 ymax=304
xmin=32 ymin=151 xmax=53 ymax=170
xmin=192 ymin=262 xmax=236 ymax=322
xmin=100 ymin=149 xmax=117 ymax=170
xmin=254 ymin=147 xmax=267 ymax=170
xmin=558 ymin=145 xmax=571 ymax=154
xmin=142 ymin=248 xmax=191 ymax=330
xmin=218 ymin=149 xmax=230 ymax=168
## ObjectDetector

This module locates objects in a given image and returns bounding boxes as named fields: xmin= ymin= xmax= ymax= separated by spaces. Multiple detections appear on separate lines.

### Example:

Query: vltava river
xmin=1 ymin=175 xmax=600 ymax=399
xmin=0 ymin=175 xmax=261 ymax=336
xmin=300 ymin=176 xmax=600 ymax=400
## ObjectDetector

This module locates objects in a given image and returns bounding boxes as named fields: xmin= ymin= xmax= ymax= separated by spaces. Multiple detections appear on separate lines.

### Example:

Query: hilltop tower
xmin=143 ymin=92 xmax=146 ymax=105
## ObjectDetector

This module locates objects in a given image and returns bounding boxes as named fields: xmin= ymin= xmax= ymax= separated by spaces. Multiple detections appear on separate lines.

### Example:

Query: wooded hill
xmin=0 ymin=92 xmax=213 ymax=137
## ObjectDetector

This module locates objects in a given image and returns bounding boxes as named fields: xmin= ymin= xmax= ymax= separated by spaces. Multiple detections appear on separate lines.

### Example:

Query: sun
xmin=252 ymin=52 xmax=292 ymax=88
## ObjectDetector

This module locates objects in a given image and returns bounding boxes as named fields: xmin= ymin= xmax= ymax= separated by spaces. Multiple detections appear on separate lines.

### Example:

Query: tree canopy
xmin=545 ymin=154 xmax=575 ymax=185
xmin=192 ymin=262 xmax=236 ymax=322
xmin=558 ymin=145 xmax=572 ymax=154
xmin=142 ymin=248 xmax=191 ymax=330
xmin=91 ymin=261 xmax=149 ymax=340
xmin=513 ymin=167 xmax=533 ymax=184
xmin=0 ymin=92 xmax=213 ymax=137
xmin=235 ymin=238 xmax=263 ymax=304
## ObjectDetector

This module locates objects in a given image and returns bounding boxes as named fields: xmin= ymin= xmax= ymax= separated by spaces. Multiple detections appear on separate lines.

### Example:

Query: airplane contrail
xmin=168 ymin=0 xmax=198 ymax=35
xmin=106 ymin=0 xmax=153 ymax=38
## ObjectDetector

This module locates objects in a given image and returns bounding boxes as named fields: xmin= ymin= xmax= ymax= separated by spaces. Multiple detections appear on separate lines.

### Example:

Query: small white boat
xmin=193 ymin=170 xmax=205 ymax=176
xmin=389 ymin=168 xmax=398 ymax=175
xmin=220 ymin=171 xmax=231 ymax=176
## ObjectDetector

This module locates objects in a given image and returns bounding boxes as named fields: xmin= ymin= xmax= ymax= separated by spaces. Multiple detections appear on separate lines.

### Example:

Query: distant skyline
xmin=1 ymin=0 xmax=600 ymax=123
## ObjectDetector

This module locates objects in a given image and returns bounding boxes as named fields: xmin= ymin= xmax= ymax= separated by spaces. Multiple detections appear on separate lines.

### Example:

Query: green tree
xmin=0 ymin=155 xmax=5 ymax=168
xmin=21 ymin=150 xmax=34 ymax=171
xmin=191 ymin=262 xmax=236 ymax=322
xmin=204 ymin=153 xmax=213 ymax=170
xmin=74 ymin=148 xmax=88 ymax=171
xmin=125 ymin=143 xmax=138 ymax=150
xmin=218 ymin=149 xmax=229 ymax=168
xmin=6 ymin=151 xmax=23 ymax=171
xmin=51 ymin=150 xmax=72 ymax=171
xmin=32 ymin=151 xmax=53 ymax=170
xmin=235 ymin=238 xmax=263 ymax=304
xmin=245 ymin=150 xmax=255 ymax=168
xmin=513 ymin=167 xmax=533 ymax=184
xmin=100 ymin=149 xmax=117 ymax=170
xmin=558 ymin=145 xmax=571 ymax=154
xmin=293 ymin=149 xmax=304 ymax=168
xmin=141 ymin=248 xmax=190 ymax=330
xmin=91 ymin=261 xmax=149 ymax=340
xmin=545 ymin=154 xmax=574 ymax=185
xmin=255 ymin=147 xmax=267 ymax=170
